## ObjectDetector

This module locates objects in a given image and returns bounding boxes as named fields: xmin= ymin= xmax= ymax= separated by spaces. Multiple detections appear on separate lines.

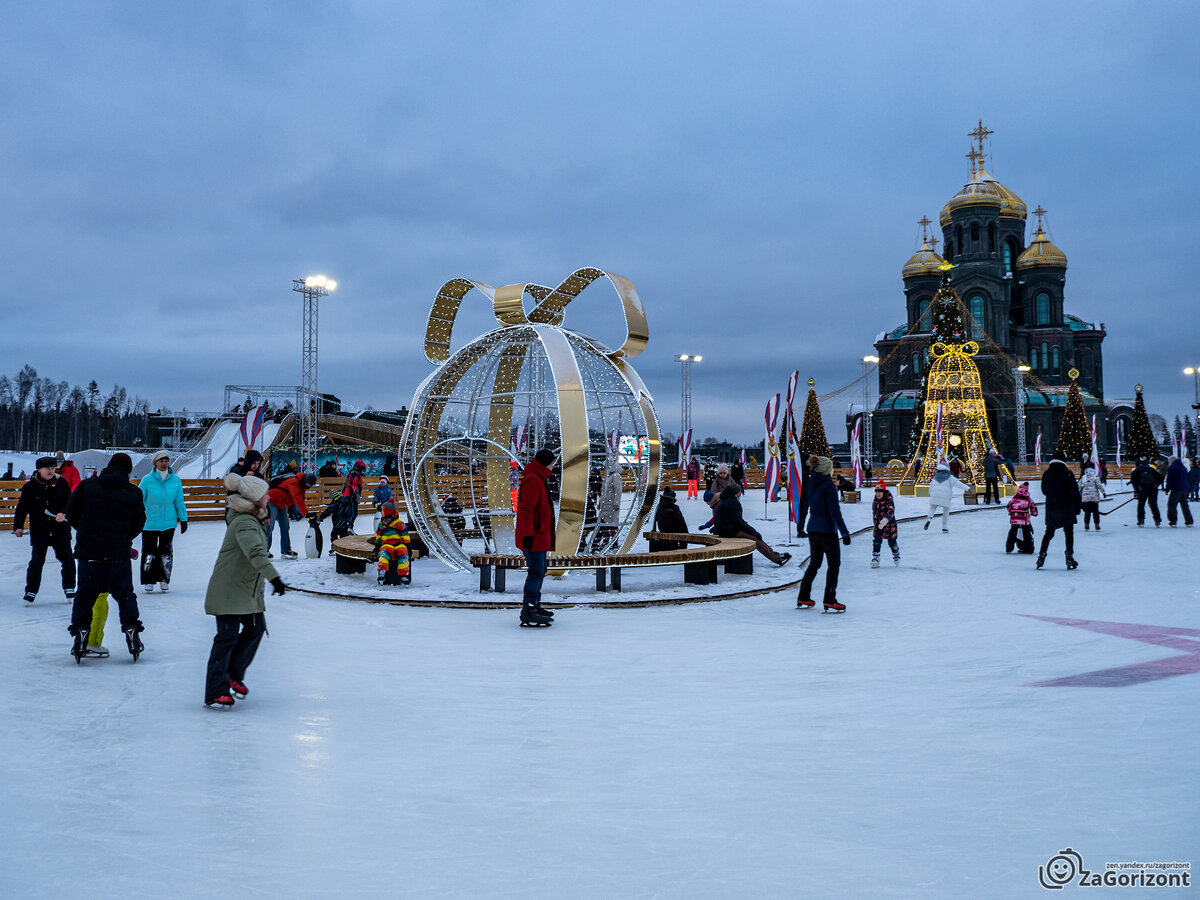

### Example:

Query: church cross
xmin=1032 ymin=205 xmax=1047 ymax=232
xmin=968 ymin=119 xmax=994 ymax=159
xmin=965 ymin=147 xmax=983 ymax=177
xmin=918 ymin=216 xmax=932 ymax=242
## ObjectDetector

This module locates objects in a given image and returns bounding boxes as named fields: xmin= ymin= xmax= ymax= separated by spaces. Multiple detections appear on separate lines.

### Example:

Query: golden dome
xmin=902 ymin=239 xmax=946 ymax=278
xmin=1015 ymin=226 xmax=1067 ymax=269
xmin=938 ymin=166 xmax=1028 ymax=226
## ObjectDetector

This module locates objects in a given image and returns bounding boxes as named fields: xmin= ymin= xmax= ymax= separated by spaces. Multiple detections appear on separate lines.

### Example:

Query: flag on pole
xmin=935 ymin=403 xmax=945 ymax=464
xmin=239 ymin=405 xmax=265 ymax=449
xmin=850 ymin=416 xmax=864 ymax=488
xmin=678 ymin=429 xmax=693 ymax=469
xmin=1114 ymin=419 xmax=1123 ymax=478
xmin=1034 ymin=431 xmax=1043 ymax=467
xmin=739 ymin=447 xmax=746 ymax=467
xmin=764 ymin=394 xmax=781 ymax=503
xmin=512 ymin=424 xmax=529 ymax=456
xmin=608 ymin=429 xmax=621 ymax=456
xmin=787 ymin=417 xmax=803 ymax=523
xmin=1090 ymin=415 xmax=1099 ymax=467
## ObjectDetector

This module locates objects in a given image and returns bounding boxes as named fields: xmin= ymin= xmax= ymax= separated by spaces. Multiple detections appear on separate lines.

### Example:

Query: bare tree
xmin=16 ymin=365 xmax=37 ymax=450
xmin=68 ymin=385 xmax=85 ymax=450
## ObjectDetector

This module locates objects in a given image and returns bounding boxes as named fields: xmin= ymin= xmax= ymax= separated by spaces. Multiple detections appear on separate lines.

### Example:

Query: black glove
xmin=179 ymin=521 xmax=188 ymax=534
xmin=521 ymin=536 xmax=533 ymax=550
xmin=842 ymin=535 xmax=851 ymax=546
xmin=270 ymin=577 xmax=287 ymax=595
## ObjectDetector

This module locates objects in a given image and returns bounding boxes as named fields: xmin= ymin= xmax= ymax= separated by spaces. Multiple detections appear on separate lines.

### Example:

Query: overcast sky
xmin=3 ymin=1 xmax=1198 ymax=445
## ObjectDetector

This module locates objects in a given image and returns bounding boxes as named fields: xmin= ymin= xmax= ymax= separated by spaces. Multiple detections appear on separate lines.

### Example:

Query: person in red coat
xmin=267 ymin=472 xmax=315 ymax=559
xmin=514 ymin=448 xmax=556 ymax=627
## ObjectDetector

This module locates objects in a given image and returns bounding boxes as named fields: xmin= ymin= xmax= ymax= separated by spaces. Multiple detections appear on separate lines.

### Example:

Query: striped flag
xmin=787 ymin=418 xmax=803 ymax=522
xmin=1035 ymin=431 xmax=1043 ymax=467
xmin=512 ymin=424 xmax=529 ymax=456
xmin=1091 ymin=415 xmax=1099 ymax=467
xmin=678 ymin=429 xmax=693 ymax=469
xmin=850 ymin=416 xmax=864 ymax=488
xmin=1115 ymin=419 xmax=1123 ymax=476
xmin=764 ymin=394 xmax=781 ymax=503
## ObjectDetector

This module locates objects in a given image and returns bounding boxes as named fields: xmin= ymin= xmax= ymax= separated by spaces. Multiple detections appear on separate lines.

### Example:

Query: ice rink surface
xmin=3 ymin=487 xmax=1197 ymax=898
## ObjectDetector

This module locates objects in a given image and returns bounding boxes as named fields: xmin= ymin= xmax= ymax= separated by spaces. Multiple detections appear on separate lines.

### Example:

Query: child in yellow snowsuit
xmin=374 ymin=501 xmax=411 ymax=585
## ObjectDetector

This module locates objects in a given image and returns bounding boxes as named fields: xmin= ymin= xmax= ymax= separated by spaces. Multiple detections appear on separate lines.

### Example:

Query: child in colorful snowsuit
xmin=870 ymin=480 xmax=899 ymax=567
xmin=1005 ymin=482 xmax=1038 ymax=554
xmin=374 ymin=501 xmax=411 ymax=584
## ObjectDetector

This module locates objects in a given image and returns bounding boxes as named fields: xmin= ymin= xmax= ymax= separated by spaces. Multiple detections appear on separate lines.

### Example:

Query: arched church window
xmin=917 ymin=299 xmax=929 ymax=330
xmin=970 ymin=222 xmax=980 ymax=244
xmin=1036 ymin=291 xmax=1050 ymax=325
xmin=1052 ymin=346 xmax=1060 ymax=374
xmin=988 ymin=223 xmax=996 ymax=253
xmin=1002 ymin=243 xmax=1013 ymax=274
xmin=969 ymin=296 xmax=984 ymax=336
xmin=1030 ymin=347 xmax=1039 ymax=370
xmin=912 ymin=352 xmax=920 ymax=375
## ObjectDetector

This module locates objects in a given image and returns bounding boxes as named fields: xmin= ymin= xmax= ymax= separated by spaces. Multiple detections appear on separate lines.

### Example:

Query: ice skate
xmin=536 ymin=603 xmax=555 ymax=619
xmin=229 ymin=679 xmax=248 ymax=700
xmin=205 ymin=695 xmax=235 ymax=710
xmin=281 ymin=551 xmax=298 ymax=560
xmin=519 ymin=604 xmax=552 ymax=627
xmin=84 ymin=645 xmax=109 ymax=659
xmin=823 ymin=601 xmax=846 ymax=613
xmin=870 ymin=555 xmax=880 ymax=568
xmin=24 ymin=591 xmax=36 ymax=603
xmin=1036 ymin=553 xmax=1046 ymax=569
xmin=892 ymin=554 xmax=901 ymax=566
xmin=70 ymin=627 xmax=89 ymax=663
xmin=159 ymin=582 xmax=169 ymax=592
xmin=64 ymin=588 xmax=75 ymax=599
xmin=796 ymin=598 xmax=815 ymax=609
xmin=1065 ymin=555 xmax=1078 ymax=570
xmin=776 ymin=552 xmax=792 ymax=567
xmin=123 ymin=623 xmax=144 ymax=662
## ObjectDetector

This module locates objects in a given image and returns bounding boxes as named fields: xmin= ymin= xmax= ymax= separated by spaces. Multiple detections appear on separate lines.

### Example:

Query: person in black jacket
xmin=797 ymin=455 xmax=851 ymax=612
xmin=713 ymin=485 xmax=791 ymax=566
xmin=1038 ymin=449 xmax=1082 ymax=570
xmin=13 ymin=456 xmax=76 ymax=603
xmin=1131 ymin=458 xmax=1163 ymax=527
xmin=64 ymin=452 xmax=146 ymax=661
xmin=650 ymin=488 xmax=689 ymax=551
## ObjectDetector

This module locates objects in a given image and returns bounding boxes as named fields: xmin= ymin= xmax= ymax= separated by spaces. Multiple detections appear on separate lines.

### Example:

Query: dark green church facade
xmin=867 ymin=131 xmax=1129 ymax=463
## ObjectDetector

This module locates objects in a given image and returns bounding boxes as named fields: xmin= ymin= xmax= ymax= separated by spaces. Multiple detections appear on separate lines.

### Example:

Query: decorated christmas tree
xmin=906 ymin=266 xmax=967 ymax=458
xmin=798 ymin=383 xmax=831 ymax=458
xmin=1125 ymin=386 xmax=1158 ymax=460
xmin=1055 ymin=372 xmax=1091 ymax=460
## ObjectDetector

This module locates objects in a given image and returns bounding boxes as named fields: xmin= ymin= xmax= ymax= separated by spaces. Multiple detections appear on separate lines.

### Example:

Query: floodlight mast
xmin=293 ymin=276 xmax=337 ymax=472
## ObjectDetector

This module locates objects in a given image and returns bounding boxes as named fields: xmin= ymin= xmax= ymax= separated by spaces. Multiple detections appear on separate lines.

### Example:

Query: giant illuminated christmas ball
xmin=399 ymin=268 xmax=661 ymax=571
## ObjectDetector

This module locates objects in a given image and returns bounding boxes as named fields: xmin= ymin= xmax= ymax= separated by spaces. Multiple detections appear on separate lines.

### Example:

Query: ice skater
xmin=203 ymin=473 xmax=287 ymax=709
xmin=870 ymin=480 xmax=899 ymax=567
xmin=1038 ymin=450 xmax=1082 ymax=570
xmin=1164 ymin=457 xmax=1194 ymax=527
xmin=1078 ymin=461 xmax=1107 ymax=531
xmin=12 ymin=456 xmax=75 ymax=603
xmin=138 ymin=450 xmax=188 ymax=591
xmin=1004 ymin=483 xmax=1038 ymax=554
xmin=797 ymin=455 xmax=849 ymax=612
xmin=515 ymin=448 xmax=557 ymax=627
xmin=923 ymin=461 xmax=969 ymax=533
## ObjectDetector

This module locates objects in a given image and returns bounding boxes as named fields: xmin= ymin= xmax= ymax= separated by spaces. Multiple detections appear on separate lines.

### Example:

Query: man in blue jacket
xmin=1164 ymin=456 xmax=1194 ymax=527
xmin=797 ymin=456 xmax=851 ymax=613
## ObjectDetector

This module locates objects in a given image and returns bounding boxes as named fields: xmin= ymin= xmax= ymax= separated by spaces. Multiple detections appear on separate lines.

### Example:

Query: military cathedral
xmin=868 ymin=122 xmax=1117 ymax=462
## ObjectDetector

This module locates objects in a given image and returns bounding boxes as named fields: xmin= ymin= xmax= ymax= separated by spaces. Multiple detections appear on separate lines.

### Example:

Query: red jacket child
xmin=1006 ymin=483 xmax=1038 ymax=526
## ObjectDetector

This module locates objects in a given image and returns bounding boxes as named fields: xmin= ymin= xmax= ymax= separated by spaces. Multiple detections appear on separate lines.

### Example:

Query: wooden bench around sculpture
xmin=330 ymin=534 xmax=420 ymax=575
xmin=469 ymin=532 xmax=757 ymax=593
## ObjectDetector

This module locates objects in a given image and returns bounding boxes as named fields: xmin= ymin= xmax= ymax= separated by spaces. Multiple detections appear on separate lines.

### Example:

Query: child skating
xmin=870 ymin=480 xmax=900 ymax=567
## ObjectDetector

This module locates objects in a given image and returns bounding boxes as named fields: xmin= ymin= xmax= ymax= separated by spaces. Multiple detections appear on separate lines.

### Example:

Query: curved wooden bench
xmin=470 ymin=532 xmax=757 ymax=593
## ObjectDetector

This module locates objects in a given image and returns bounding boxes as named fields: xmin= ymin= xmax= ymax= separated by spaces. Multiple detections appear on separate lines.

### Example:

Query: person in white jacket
xmin=1078 ymin=461 xmax=1108 ymax=531
xmin=924 ymin=460 xmax=970 ymax=532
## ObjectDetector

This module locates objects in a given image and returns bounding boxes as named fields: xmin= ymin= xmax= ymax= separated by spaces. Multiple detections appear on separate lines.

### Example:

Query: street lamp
xmin=1013 ymin=363 xmax=1031 ymax=465
xmin=293 ymin=275 xmax=337 ymax=472
xmin=862 ymin=355 xmax=879 ymax=465
xmin=1186 ymin=367 xmax=1200 ymax=457
xmin=678 ymin=354 xmax=702 ymax=436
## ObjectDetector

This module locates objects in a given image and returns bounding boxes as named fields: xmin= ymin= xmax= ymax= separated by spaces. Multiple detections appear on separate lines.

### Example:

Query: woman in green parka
xmin=204 ymin=473 xmax=288 ymax=709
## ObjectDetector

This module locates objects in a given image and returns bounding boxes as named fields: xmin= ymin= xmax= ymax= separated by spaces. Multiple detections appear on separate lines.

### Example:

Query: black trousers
xmin=140 ymin=529 xmax=175 ymax=585
xmin=1167 ymin=491 xmax=1193 ymax=526
xmin=1136 ymin=491 xmax=1161 ymax=525
xmin=206 ymin=613 xmax=267 ymax=701
xmin=1006 ymin=524 xmax=1034 ymax=553
xmin=1081 ymin=501 xmax=1100 ymax=528
xmin=26 ymin=528 xmax=76 ymax=595
xmin=1038 ymin=524 xmax=1074 ymax=557
xmin=71 ymin=560 xmax=139 ymax=633
xmin=798 ymin=532 xmax=840 ymax=605
xmin=984 ymin=478 xmax=999 ymax=504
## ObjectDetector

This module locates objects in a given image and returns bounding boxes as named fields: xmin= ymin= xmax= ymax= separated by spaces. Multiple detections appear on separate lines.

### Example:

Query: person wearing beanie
xmin=650 ymin=487 xmax=689 ymax=551
xmin=713 ymin=483 xmax=792 ymax=567
xmin=138 ymin=450 xmax=188 ymax=592
xmin=870 ymin=480 xmax=900 ymax=567
xmin=923 ymin=459 xmax=969 ymax=533
xmin=796 ymin=455 xmax=848 ymax=612
xmin=373 ymin=499 xmax=412 ymax=585
xmin=373 ymin=476 xmax=393 ymax=510
xmin=710 ymin=463 xmax=735 ymax=498
xmin=1005 ymin=482 xmax=1039 ymax=554
xmin=312 ymin=486 xmax=357 ymax=552
xmin=266 ymin=469 xmax=315 ymax=559
xmin=685 ymin=456 xmax=701 ymax=499
xmin=340 ymin=460 xmax=367 ymax=529
xmin=515 ymin=448 xmax=556 ymax=627
xmin=64 ymin=451 xmax=146 ymax=662
xmin=1078 ymin=461 xmax=1108 ymax=531
xmin=203 ymin=473 xmax=287 ymax=708
xmin=13 ymin=455 xmax=75 ymax=603
xmin=1038 ymin=449 xmax=1082 ymax=570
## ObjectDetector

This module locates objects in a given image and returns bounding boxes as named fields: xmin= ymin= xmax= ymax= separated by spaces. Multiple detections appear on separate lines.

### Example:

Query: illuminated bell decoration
xmin=903 ymin=339 xmax=1000 ymax=489
xmin=399 ymin=268 xmax=661 ymax=572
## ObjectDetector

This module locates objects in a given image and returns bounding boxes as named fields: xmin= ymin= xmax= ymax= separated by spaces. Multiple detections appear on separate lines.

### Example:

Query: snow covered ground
xmin=4 ymin=485 xmax=1197 ymax=898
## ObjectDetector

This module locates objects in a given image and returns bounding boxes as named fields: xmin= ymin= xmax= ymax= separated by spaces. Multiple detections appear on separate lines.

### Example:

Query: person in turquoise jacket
xmin=138 ymin=450 xmax=188 ymax=592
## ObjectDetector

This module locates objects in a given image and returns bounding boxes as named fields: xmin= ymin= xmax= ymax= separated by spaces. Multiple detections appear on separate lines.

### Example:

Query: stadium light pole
xmin=1186 ymin=367 xmax=1200 ymax=457
xmin=293 ymin=275 xmax=337 ymax=473
xmin=1013 ymin=364 xmax=1031 ymax=465
xmin=678 ymin=354 xmax=701 ymax=436
xmin=862 ymin=355 xmax=879 ymax=465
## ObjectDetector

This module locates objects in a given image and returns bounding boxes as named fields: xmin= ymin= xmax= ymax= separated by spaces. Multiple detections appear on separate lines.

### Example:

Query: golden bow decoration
xmin=929 ymin=340 xmax=980 ymax=359
xmin=423 ymin=267 xmax=649 ymax=364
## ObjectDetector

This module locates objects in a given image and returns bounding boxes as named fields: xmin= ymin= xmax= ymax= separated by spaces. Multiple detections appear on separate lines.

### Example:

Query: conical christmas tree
xmin=1125 ymin=387 xmax=1158 ymax=460
xmin=798 ymin=385 xmax=830 ymax=457
xmin=1056 ymin=375 xmax=1091 ymax=460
